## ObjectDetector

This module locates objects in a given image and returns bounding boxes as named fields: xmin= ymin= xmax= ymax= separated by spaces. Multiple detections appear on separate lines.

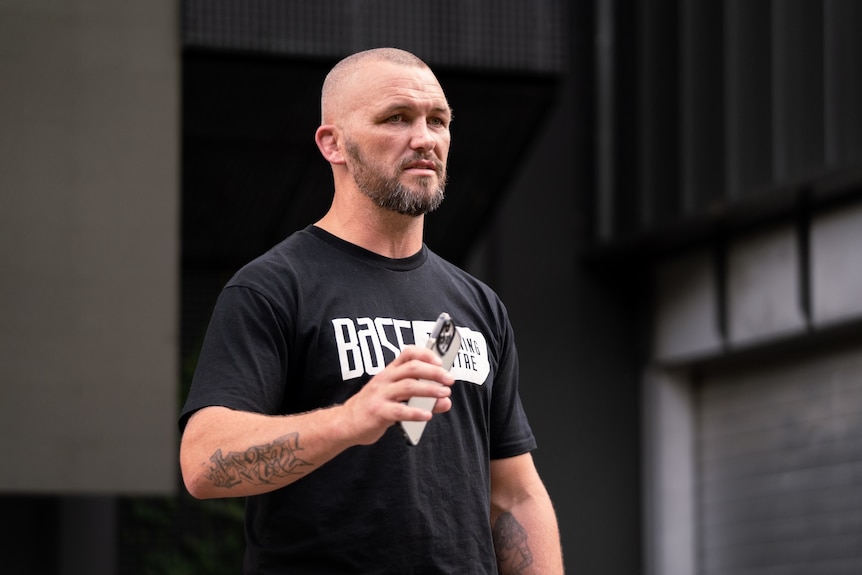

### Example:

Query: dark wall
xmin=465 ymin=4 xmax=644 ymax=571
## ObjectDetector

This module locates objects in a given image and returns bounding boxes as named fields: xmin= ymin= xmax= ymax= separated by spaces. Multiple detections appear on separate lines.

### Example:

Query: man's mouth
xmin=403 ymin=159 xmax=439 ymax=173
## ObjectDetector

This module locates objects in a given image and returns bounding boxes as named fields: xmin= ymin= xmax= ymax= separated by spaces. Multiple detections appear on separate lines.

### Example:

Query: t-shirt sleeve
xmin=488 ymin=313 xmax=537 ymax=460
xmin=179 ymin=285 xmax=288 ymax=432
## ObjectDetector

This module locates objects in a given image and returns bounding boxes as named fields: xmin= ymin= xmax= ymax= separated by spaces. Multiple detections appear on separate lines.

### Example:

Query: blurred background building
xmin=2 ymin=1 xmax=861 ymax=573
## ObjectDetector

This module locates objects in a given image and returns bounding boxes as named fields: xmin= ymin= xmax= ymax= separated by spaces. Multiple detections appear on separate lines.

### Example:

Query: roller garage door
xmin=696 ymin=339 xmax=862 ymax=575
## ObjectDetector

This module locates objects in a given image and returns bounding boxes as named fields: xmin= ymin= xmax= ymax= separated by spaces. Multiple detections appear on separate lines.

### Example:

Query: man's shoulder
xmin=425 ymin=248 xmax=500 ymax=299
xmin=226 ymin=226 xmax=325 ymax=287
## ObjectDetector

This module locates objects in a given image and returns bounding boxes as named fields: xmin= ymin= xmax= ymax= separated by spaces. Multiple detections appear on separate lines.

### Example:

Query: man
xmin=179 ymin=47 xmax=564 ymax=574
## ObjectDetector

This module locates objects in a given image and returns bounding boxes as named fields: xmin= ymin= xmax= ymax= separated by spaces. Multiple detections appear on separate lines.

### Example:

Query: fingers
xmin=363 ymin=375 xmax=452 ymax=419
xmin=386 ymin=345 xmax=456 ymax=388
xmin=430 ymin=396 xmax=452 ymax=414
xmin=393 ymin=394 xmax=452 ymax=423
xmin=341 ymin=345 xmax=457 ymax=445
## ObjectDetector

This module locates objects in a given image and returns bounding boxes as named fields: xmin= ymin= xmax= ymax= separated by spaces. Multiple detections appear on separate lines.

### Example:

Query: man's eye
xmin=387 ymin=114 xmax=404 ymax=123
xmin=429 ymin=117 xmax=445 ymax=127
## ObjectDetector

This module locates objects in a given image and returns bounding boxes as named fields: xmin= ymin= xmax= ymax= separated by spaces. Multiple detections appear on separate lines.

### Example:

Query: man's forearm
xmin=493 ymin=511 xmax=535 ymax=573
xmin=180 ymin=405 xmax=356 ymax=499
xmin=492 ymin=501 xmax=564 ymax=575
xmin=203 ymin=431 xmax=312 ymax=490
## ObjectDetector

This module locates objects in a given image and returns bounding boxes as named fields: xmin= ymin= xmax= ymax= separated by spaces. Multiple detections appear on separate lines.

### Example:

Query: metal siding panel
xmin=772 ymin=0 xmax=825 ymax=181
xmin=637 ymin=0 xmax=679 ymax=228
xmin=182 ymin=0 xmax=568 ymax=73
xmin=726 ymin=224 xmax=806 ymax=346
xmin=697 ymin=343 xmax=862 ymax=574
xmin=680 ymin=0 xmax=725 ymax=215
xmin=825 ymin=0 xmax=862 ymax=166
xmin=725 ymin=0 xmax=774 ymax=199
xmin=653 ymin=249 xmax=723 ymax=362
xmin=811 ymin=201 xmax=862 ymax=325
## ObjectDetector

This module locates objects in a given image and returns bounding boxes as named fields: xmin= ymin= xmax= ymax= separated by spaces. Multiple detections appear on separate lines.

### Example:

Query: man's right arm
xmin=179 ymin=345 xmax=455 ymax=499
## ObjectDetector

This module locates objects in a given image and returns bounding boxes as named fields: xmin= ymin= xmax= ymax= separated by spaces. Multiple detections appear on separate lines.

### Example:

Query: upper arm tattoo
xmin=493 ymin=511 xmax=534 ymax=574
xmin=205 ymin=432 xmax=312 ymax=489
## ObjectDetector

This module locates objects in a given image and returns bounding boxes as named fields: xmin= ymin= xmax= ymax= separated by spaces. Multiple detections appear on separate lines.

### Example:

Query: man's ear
xmin=315 ymin=125 xmax=346 ymax=165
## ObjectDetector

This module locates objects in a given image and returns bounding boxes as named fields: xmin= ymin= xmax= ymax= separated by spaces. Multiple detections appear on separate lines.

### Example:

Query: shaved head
xmin=315 ymin=47 xmax=452 ymax=219
xmin=321 ymin=48 xmax=433 ymax=124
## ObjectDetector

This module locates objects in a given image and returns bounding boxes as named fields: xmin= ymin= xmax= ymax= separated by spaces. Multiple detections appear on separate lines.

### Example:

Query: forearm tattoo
xmin=493 ymin=512 xmax=534 ymax=574
xmin=205 ymin=432 xmax=312 ymax=489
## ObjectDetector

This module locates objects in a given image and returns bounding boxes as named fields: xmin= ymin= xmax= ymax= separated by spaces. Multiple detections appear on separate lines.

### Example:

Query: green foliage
xmin=119 ymin=494 xmax=246 ymax=575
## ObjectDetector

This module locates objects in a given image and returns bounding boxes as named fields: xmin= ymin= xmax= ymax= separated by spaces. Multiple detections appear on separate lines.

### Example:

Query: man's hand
xmin=339 ymin=345 xmax=456 ymax=445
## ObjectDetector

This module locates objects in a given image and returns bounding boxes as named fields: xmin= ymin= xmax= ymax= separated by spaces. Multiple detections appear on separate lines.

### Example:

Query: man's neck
xmin=315 ymin=204 xmax=425 ymax=259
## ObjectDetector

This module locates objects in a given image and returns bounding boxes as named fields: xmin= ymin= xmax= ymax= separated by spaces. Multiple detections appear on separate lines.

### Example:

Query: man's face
xmin=343 ymin=137 xmax=447 ymax=217
xmin=340 ymin=62 xmax=452 ymax=217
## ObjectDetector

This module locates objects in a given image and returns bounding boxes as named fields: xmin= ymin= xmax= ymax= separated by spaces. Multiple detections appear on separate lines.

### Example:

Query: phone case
xmin=400 ymin=312 xmax=462 ymax=445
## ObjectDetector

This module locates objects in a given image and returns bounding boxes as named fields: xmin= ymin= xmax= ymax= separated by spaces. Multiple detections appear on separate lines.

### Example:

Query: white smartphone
xmin=400 ymin=312 xmax=462 ymax=446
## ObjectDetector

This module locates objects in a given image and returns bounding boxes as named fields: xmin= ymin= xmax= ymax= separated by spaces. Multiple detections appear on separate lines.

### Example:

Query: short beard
xmin=345 ymin=140 xmax=447 ymax=217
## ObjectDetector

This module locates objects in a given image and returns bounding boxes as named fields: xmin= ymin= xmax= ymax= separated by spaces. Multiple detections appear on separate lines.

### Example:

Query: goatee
xmin=345 ymin=141 xmax=447 ymax=217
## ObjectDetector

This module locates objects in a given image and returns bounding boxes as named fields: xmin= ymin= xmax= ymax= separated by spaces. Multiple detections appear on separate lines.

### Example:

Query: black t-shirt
xmin=180 ymin=225 xmax=536 ymax=574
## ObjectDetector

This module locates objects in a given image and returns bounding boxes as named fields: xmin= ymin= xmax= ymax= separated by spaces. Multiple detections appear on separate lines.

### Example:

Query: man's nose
xmin=410 ymin=120 xmax=437 ymax=152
